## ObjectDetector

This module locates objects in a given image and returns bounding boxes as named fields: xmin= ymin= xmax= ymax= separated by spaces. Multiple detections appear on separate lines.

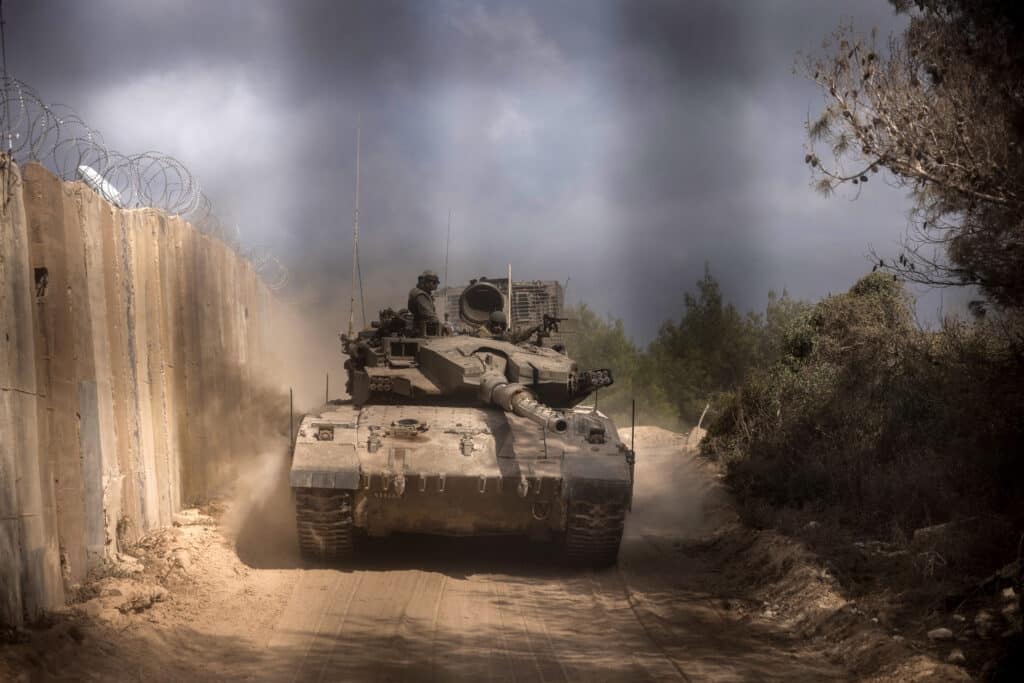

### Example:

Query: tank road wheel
xmin=294 ymin=488 xmax=354 ymax=562
xmin=565 ymin=499 xmax=626 ymax=569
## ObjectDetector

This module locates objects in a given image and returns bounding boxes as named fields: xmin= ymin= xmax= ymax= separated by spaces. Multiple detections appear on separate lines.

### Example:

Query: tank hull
xmin=290 ymin=401 xmax=632 ymax=566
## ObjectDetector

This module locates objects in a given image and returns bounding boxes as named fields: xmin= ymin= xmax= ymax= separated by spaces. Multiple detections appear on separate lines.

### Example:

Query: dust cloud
xmin=224 ymin=448 xmax=301 ymax=569
xmin=623 ymin=426 xmax=734 ymax=539
xmin=265 ymin=286 xmax=350 ymax=412
xmin=209 ymin=284 xmax=353 ymax=568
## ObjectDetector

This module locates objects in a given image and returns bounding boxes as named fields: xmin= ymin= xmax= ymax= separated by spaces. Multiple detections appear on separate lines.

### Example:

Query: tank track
xmin=294 ymin=488 xmax=354 ymax=561
xmin=565 ymin=498 xmax=626 ymax=568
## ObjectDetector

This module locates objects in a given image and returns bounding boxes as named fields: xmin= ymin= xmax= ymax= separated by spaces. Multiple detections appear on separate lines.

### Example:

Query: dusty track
xmin=1 ymin=428 xmax=850 ymax=682
xmin=258 ymin=536 xmax=840 ymax=682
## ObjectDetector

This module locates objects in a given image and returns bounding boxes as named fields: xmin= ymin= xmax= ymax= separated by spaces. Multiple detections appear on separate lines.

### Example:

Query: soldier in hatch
xmin=408 ymin=270 xmax=440 ymax=331
xmin=477 ymin=310 xmax=509 ymax=339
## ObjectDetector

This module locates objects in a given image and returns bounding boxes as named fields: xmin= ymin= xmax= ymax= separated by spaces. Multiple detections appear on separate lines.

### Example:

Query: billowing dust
xmin=265 ymin=285 xmax=350 ymax=411
xmin=621 ymin=425 xmax=734 ymax=539
xmin=224 ymin=448 xmax=301 ymax=568
xmin=215 ymin=292 xmax=348 ymax=568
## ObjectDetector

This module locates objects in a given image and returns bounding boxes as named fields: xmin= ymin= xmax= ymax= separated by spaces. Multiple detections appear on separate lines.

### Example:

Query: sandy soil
xmin=0 ymin=427 xmax=968 ymax=682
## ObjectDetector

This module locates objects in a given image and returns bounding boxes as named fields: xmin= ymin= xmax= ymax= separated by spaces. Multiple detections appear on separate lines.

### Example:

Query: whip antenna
xmin=347 ymin=121 xmax=363 ymax=337
xmin=443 ymin=208 xmax=452 ymax=304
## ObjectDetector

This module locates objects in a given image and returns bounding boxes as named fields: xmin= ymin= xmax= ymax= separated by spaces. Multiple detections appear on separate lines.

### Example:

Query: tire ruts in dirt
xmin=294 ymin=489 xmax=354 ymax=561
xmin=565 ymin=498 xmax=626 ymax=568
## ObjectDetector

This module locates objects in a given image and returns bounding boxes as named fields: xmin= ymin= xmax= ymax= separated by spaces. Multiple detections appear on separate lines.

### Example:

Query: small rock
xmin=1002 ymin=602 xmax=1020 ymax=623
xmin=172 ymin=509 xmax=214 ymax=527
xmin=11 ymin=627 xmax=30 ymax=644
xmin=871 ymin=617 xmax=879 ymax=624
xmin=763 ymin=609 xmax=777 ymax=619
xmin=947 ymin=648 xmax=966 ymax=665
xmin=115 ymin=554 xmax=144 ymax=573
xmin=100 ymin=607 xmax=122 ymax=622
xmin=171 ymin=548 xmax=192 ymax=570
xmin=1001 ymin=586 xmax=1017 ymax=601
xmin=892 ymin=635 xmax=905 ymax=643
xmin=118 ymin=585 xmax=168 ymax=614
xmin=952 ymin=614 xmax=966 ymax=623
xmin=805 ymin=521 xmax=820 ymax=530
xmin=927 ymin=627 xmax=954 ymax=641
xmin=82 ymin=601 xmax=104 ymax=619
xmin=970 ymin=610 xmax=995 ymax=638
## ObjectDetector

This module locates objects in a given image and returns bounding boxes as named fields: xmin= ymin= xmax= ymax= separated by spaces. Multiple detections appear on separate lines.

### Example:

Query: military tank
xmin=289 ymin=279 xmax=634 ymax=567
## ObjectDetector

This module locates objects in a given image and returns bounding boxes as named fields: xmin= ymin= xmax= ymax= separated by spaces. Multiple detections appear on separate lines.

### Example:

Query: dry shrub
xmin=703 ymin=272 xmax=1024 ymax=575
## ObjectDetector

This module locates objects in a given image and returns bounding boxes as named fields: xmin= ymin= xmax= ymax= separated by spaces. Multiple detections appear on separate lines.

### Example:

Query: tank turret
xmin=340 ymin=280 xmax=612 ymax=411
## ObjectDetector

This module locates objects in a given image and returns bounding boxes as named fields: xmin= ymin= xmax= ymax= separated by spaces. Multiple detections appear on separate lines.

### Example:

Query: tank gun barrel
xmin=479 ymin=374 xmax=568 ymax=433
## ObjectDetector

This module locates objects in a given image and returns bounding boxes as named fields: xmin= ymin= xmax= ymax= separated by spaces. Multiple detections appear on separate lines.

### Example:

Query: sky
xmin=5 ymin=0 xmax=965 ymax=342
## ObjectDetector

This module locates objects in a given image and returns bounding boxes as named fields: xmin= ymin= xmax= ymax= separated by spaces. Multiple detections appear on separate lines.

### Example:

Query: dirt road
xmin=255 ymin=536 xmax=838 ymax=682
xmin=3 ymin=428 xmax=853 ymax=682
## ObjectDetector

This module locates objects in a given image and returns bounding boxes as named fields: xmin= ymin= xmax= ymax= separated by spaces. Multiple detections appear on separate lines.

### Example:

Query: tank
xmin=289 ymin=279 xmax=634 ymax=567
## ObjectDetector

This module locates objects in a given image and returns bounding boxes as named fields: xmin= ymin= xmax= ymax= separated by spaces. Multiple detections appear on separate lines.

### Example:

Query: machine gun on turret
xmin=510 ymin=313 xmax=569 ymax=346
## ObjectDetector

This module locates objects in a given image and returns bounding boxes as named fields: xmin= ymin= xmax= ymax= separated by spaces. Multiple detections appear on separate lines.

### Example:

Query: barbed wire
xmin=0 ymin=75 xmax=288 ymax=290
xmin=246 ymin=246 xmax=289 ymax=291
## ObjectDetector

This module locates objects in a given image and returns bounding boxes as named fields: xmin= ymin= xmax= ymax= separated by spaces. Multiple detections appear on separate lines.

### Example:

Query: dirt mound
xmin=76 ymin=578 xmax=169 ymax=623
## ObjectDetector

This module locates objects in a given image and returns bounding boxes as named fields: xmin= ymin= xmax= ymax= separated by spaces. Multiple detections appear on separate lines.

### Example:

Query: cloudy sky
xmin=8 ymin=0 xmax=958 ymax=341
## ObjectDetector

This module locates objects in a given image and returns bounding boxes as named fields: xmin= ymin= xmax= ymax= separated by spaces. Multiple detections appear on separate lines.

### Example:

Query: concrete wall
xmin=0 ymin=161 xmax=280 ymax=626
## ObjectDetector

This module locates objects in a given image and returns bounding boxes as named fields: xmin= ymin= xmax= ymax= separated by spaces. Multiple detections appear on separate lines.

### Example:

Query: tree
xmin=802 ymin=1 xmax=1024 ymax=308
xmin=648 ymin=264 xmax=764 ymax=423
xmin=562 ymin=304 xmax=642 ymax=420
xmin=563 ymin=304 xmax=676 ymax=426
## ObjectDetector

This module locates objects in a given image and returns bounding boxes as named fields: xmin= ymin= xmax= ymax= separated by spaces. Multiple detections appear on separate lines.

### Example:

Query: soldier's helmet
xmin=488 ymin=310 xmax=507 ymax=330
xmin=419 ymin=270 xmax=440 ymax=285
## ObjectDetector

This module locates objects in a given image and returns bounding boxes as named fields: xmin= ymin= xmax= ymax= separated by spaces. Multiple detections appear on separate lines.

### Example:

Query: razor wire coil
xmin=0 ymin=75 xmax=287 ymax=289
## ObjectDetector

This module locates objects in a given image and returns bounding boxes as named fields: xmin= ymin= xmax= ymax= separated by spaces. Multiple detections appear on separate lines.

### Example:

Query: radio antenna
xmin=443 ymin=208 xmax=452 ymax=304
xmin=347 ymin=120 xmax=363 ymax=337
xmin=507 ymin=263 xmax=513 ymax=331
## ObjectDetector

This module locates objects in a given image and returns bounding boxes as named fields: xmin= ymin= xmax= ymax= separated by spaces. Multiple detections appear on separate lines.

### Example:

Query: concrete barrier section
xmin=1 ymin=159 xmax=64 ymax=624
xmin=0 ymin=161 xmax=284 ymax=626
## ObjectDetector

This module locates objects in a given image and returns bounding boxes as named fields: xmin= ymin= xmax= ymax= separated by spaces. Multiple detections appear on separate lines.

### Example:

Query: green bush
xmin=565 ymin=265 xmax=811 ymax=430
xmin=562 ymin=303 xmax=677 ymax=428
xmin=566 ymin=264 xmax=812 ymax=432
xmin=703 ymin=272 xmax=1024 ymax=534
